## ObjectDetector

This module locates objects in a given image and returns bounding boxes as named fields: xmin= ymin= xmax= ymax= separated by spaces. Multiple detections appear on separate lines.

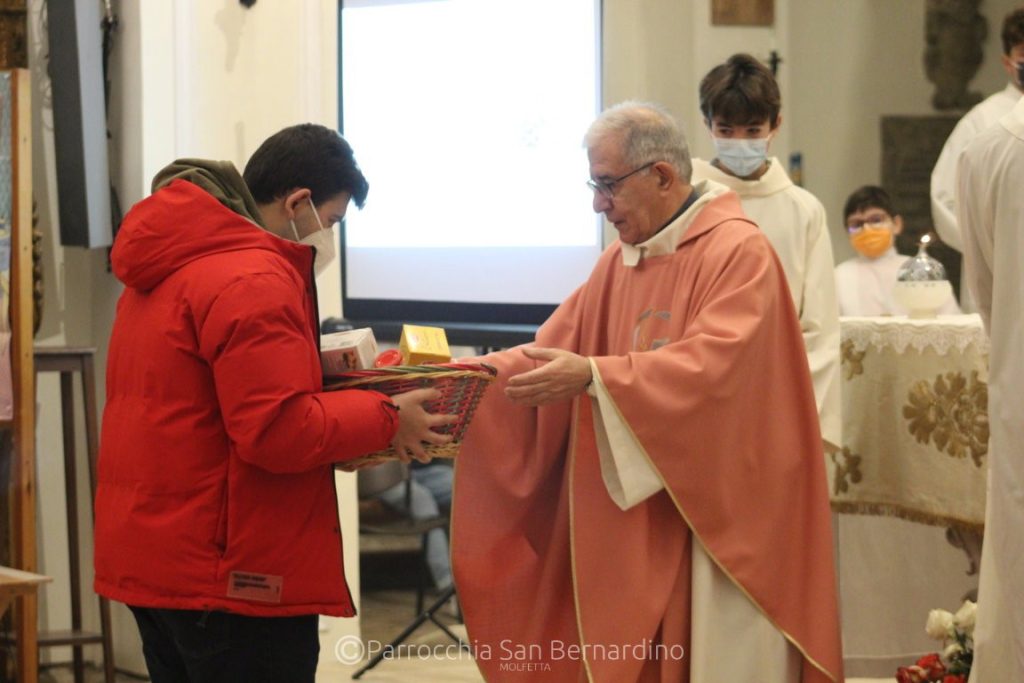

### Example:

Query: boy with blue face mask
xmin=696 ymin=53 xmax=780 ymax=181
xmin=691 ymin=53 xmax=842 ymax=455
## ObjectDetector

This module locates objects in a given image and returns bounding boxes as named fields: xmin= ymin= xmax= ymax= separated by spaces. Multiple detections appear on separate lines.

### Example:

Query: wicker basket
xmin=324 ymin=362 xmax=497 ymax=465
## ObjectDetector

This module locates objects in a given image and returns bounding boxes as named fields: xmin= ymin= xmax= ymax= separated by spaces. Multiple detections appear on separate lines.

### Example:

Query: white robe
xmin=931 ymin=82 xmax=1020 ymax=253
xmin=692 ymin=158 xmax=841 ymax=449
xmin=834 ymin=248 xmax=961 ymax=317
xmin=957 ymin=95 xmax=1024 ymax=683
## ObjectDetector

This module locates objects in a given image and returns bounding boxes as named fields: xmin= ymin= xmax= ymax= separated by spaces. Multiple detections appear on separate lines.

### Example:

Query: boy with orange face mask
xmin=835 ymin=185 xmax=961 ymax=315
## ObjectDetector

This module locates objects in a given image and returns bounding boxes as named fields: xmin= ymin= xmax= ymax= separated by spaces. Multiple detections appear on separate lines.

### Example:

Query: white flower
xmin=942 ymin=641 xmax=964 ymax=664
xmin=954 ymin=600 xmax=977 ymax=635
xmin=926 ymin=609 xmax=955 ymax=640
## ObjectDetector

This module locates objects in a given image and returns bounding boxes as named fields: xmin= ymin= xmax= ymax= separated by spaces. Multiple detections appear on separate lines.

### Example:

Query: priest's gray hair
xmin=584 ymin=101 xmax=692 ymax=183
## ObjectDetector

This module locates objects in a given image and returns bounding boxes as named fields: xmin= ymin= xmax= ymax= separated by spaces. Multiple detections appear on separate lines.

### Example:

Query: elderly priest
xmin=451 ymin=102 xmax=843 ymax=683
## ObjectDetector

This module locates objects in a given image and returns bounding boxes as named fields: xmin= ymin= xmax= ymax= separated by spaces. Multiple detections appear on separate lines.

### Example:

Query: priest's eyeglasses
xmin=845 ymin=213 xmax=892 ymax=234
xmin=587 ymin=162 xmax=655 ymax=199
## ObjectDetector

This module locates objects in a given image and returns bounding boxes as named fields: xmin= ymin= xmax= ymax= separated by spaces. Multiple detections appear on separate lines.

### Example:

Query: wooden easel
xmin=0 ymin=68 xmax=44 ymax=683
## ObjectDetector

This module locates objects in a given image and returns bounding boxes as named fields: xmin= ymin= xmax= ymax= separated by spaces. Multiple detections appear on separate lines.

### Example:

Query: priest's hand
xmin=505 ymin=347 xmax=592 ymax=406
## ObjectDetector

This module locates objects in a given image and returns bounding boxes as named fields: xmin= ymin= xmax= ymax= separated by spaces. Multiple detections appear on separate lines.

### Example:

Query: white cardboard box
xmin=320 ymin=328 xmax=379 ymax=374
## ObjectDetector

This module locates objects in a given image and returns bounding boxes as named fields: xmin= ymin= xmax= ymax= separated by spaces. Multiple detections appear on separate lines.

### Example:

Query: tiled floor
xmin=38 ymin=587 xmax=893 ymax=682
xmin=317 ymin=588 xmax=482 ymax=682
xmin=322 ymin=588 xmax=892 ymax=682
xmin=38 ymin=588 xmax=481 ymax=683
xmin=327 ymin=588 xmax=894 ymax=682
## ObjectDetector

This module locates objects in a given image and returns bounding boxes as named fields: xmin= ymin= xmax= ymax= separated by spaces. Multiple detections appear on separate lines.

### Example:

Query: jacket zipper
xmin=307 ymin=254 xmax=322 ymax=357
xmin=332 ymin=477 xmax=357 ymax=614
xmin=307 ymin=249 xmax=355 ymax=612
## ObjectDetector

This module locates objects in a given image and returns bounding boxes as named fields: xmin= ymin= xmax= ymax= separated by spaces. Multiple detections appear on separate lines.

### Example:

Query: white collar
xmin=619 ymin=179 xmax=731 ymax=266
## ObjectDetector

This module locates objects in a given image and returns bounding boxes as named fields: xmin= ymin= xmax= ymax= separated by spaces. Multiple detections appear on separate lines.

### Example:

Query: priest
xmin=451 ymin=102 xmax=843 ymax=682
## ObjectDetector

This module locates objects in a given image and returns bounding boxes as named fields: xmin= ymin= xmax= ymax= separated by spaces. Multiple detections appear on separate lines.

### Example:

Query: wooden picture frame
xmin=712 ymin=0 xmax=774 ymax=26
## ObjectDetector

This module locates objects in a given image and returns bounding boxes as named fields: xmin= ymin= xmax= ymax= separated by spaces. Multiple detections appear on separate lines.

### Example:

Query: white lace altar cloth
xmin=831 ymin=314 xmax=988 ymax=529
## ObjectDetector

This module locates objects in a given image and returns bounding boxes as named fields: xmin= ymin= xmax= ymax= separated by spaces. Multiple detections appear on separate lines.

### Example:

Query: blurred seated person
xmin=835 ymin=185 xmax=961 ymax=316
xmin=376 ymin=461 xmax=453 ymax=591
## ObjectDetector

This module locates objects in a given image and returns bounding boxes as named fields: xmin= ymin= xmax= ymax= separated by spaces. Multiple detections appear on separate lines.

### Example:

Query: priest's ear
xmin=651 ymin=161 xmax=677 ymax=189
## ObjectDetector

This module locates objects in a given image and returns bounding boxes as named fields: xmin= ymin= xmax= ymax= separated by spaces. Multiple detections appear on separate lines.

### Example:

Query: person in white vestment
xmin=931 ymin=7 xmax=1024 ymax=310
xmin=836 ymin=185 xmax=961 ymax=316
xmin=956 ymin=94 xmax=1024 ymax=683
xmin=691 ymin=53 xmax=841 ymax=452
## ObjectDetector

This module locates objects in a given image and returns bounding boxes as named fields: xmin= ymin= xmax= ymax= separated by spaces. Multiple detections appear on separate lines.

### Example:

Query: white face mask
xmin=289 ymin=198 xmax=337 ymax=277
xmin=712 ymin=137 xmax=770 ymax=178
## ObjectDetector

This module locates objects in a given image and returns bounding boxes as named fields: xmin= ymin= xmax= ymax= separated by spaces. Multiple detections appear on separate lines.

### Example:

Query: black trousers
xmin=129 ymin=606 xmax=319 ymax=683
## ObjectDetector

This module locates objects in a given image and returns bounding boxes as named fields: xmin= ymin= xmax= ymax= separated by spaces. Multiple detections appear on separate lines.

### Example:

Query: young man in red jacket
xmin=95 ymin=123 xmax=451 ymax=682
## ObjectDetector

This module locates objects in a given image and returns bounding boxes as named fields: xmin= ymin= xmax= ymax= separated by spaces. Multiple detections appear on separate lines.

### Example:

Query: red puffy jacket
xmin=95 ymin=177 xmax=396 ymax=617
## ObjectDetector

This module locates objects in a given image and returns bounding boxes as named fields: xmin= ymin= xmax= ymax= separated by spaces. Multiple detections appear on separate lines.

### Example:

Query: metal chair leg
xmin=351 ymin=585 xmax=467 ymax=679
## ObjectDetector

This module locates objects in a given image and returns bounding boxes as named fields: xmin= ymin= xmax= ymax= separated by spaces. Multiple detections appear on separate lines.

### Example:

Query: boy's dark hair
xmin=1003 ymin=8 xmax=1024 ymax=55
xmin=843 ymin=185 xmax=898 ymax=222
xmin=699 ymin=54 xmax=781 ymax=127
xmin=243 ymin=123 xmax=369 ymax=208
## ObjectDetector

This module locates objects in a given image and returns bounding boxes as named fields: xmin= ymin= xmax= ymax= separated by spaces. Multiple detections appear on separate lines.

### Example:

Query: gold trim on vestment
xmin=447 ymin=446 xmax=490 ymax=681
xmin=590 ymin=364 xmax=840 ymax=683
xmin=566 ymin=397 xmax=596 ymax=683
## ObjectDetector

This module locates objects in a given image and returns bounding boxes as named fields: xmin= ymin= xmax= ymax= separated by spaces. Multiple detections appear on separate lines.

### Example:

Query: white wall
xmin=601 ymin=0 xmax=792 ymax=245
xmin=601 ymin=0 xmax=691 ymax=247
xmin=789 ymin=0 xmax=1020 ymax=263
xmin=605 ymin=0 xmax=1017 ymax=261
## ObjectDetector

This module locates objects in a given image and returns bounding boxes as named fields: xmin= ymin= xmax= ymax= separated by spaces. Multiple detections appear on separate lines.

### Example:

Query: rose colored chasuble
xmin=452 ymin=185 xmax=843 ymax=683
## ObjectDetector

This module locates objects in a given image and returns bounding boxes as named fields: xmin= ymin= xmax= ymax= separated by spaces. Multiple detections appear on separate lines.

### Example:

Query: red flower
xmin=896 ymin=656 xmax=953 ymax=683
xmin=915 ymin=653 xmax=946 ymax=678
xmin=896 ymin=665 xmax=929 ymax=683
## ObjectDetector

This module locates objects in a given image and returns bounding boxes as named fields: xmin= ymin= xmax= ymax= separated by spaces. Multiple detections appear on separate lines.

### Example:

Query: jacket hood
xmin=112 ymin=160 xmax=310 ymax=291
xmin=152 ymin=159 xmax=265 ymax=225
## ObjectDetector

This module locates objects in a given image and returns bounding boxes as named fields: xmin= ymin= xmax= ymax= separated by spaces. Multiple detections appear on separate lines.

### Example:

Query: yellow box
xmin=399 ymin=325 xmax=451 ymax=365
